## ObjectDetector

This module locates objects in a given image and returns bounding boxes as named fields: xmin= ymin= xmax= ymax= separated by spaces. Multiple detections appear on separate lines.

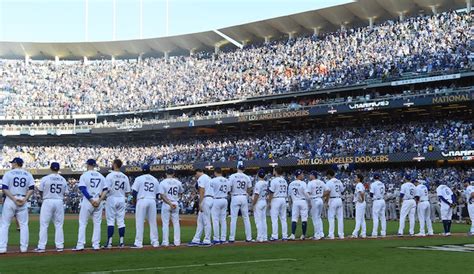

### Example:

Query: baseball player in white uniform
xmin=306 ymin=171 xmax=327 ymax=240
xmin=209 ymin=167 xmax=230 ymax=244
xmin=268 ymin=167 xmax=288 ymax=241
xmin=74 ymin=159 xmax=108 ymax=251
xmin=132 ymin=165 xmax=160 ymax=248
xmin=228 ymin=164 xmax=253 ymax=243
xmin=436 ymin=183 xmax=456 ymax=236
xmin=351 ymin=174 xmax=366 ymax=238
xmin=370 ymin=174 xmax=386 ymax=238
xmin=252 ymin=169 xmax=268 ymax=242
xmin=464 ymin=178 xmax=474 ymax=236
xmin=189 ymin=169 xmax=214 ymax=247
xmin=0 ymin=158 xmax=35 ymax=254
xmin=35 ymin=162 xmax=68 ymax=253
xmin=324 ymin=169 xmax=345 ymax=240
xmin=105 ymin=159 xmax=131 ymax=248
xmin=414 ymin=179 xmax=433 ymax=236
xmin=398 ymin=175 xmax=416 ymax=236
xmin=159 ymin=168 xmax=184 ymax=247
xmin=288 ymin=170 xmax=309 ymax=240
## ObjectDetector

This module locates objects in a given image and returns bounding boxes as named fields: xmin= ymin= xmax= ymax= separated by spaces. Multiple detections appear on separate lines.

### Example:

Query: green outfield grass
xmin=0 ymin=215 xmax=473 ymax=274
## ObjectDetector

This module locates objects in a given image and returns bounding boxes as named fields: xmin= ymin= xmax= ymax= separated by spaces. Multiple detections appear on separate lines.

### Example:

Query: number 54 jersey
xmin=159 ymin=178 xmax=184 ymax=203
xmin=105 ymin=171 xmax=131 ymax=198
xmin=39 ymin=173 xmax=68 ymax=199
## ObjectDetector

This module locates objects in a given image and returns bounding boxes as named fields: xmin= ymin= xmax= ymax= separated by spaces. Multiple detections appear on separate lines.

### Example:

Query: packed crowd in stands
xmin=0 ymin=119 xmax=471 ymax=169
xmin=0 ymin=11 xmax=470 ymax=116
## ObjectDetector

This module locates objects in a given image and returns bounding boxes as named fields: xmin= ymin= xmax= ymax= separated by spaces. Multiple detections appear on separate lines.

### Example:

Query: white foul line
xmin=83 ymin=258 xmax=297 ymax=274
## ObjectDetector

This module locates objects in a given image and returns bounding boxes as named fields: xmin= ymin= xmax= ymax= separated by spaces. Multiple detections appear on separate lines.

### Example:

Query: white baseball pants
xmin=468 ymin=204 xmax=474 ymax=233
xmin=161 ymin=202 xmax=180 ymax=246
xmin=229 ymin=195 xmax=252 ymax=241
xmin=105 ymin=197 xmax=126 ymax=228
xmin=270 ymin=197 xmax=287 ymax=240
xmin=254 ymin=200 xmax=267 ymax=241
xmin=328 ymin=198 xmax=344 ymax=238
xmin=372 ymin=199 xmax=386 ymax=236
xmin=417 ymin=201 xmax=433 ymax=235
xmin=310 ymin=198 xmax=324 ymax=238
xmin=134 ymin=198 xmax=158 ymax=247
xmin=398 ymin=199 xmax=416 ymax=235
xmin=0 ymin=197 xmax=29 ymax=253
xmin=192 ymin=197 xmax=213 ymax=244
xmin=291 ymin=200 xmax=308 ymax=222
xmin=211 ymin=198 xmax=228 ymax=242
xmin=352 ymin=201 xmax=366 ymax=237
xmin=440 ymin=203 xmax=453 ymax=221
xmin=76 ymin=199 xmax=103 ymax=250
xmin=38 ymin=199 xmax=64 ymax=250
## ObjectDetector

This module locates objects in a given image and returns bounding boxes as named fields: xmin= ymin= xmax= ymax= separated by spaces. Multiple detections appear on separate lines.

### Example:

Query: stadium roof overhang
xmin=0 ymin=0 xmax=468 ymax=60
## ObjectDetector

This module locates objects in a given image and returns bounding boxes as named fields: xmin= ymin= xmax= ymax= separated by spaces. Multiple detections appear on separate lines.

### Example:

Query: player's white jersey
xmin=38 ymin=173 xmax=68 ymax=200
xmin=306 ymin=179 xmax=327 ymax=198
xmin=400 ymin=182 xmax=416 ymax=200
xmin=436 ymin=185 xmax=453 ymax=204
xmin=210 ymin=176 xmax=231 ymax=199
xmin=198 ymin=174 xmax=214 ymax=197
xmin=326 ymin=178 xmax=344 ymax=198
xmin=253 ymin=179 xmax=269 ymax=201
xmin=229 ymin=172 xmax=252 ymax=195
xmin=353 ymin=182 xmax=366 ymax=202
xmin=288 ymin=180 xmax=307 ymax=201
xmin=1 ymin=169 xmax=34 ymax=196
xmin=370 ymin=180 xmax=385 ymax=200
xmin=465 ymin=185 xmax=474 ymax=204
xmin=105 ymin=171 xmax=130 ymax=198
xmin=132 ymin=174 xmax=159 ymax=199
xmin=415 ymin=184 xmax=429 ymax=202
xmin=269 ymin=177 xmax=288 ymax=198
xmin=79 ymin=171 xmax=107 ymax=200
xmin=159 ymin=178 xmax=183 ymax=203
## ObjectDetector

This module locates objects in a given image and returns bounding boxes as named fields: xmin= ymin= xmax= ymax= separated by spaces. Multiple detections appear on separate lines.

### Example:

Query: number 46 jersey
xmin=159 ymin=178 xmax=184 ymax=203
xmin=105 ymin=171 xmax=131 ymax=198
xmin=39 ymin=173 xmax=68 ymax=199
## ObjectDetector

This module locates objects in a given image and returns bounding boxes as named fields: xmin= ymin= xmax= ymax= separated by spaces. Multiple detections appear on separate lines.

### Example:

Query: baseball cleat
xmin=130 ymin=245 xmax=143 ymax=249
xmin=56 ymin=248 xmax=64 ymax=252
xmin=397 ymin=233 xmax=403 ymax=237
xmin=118 ymin=243 xmax=125 ymax=248
xmin=211 ymin=240 xmax=221 ymax=245
xmin=152 ymin=244 xmax=160 ymax=248
xmin=300 ymin=235 xmax=306 ymax=240
xmin=350 ymin=235 xmax=358 ymax=239
xmin=269 ymin=238 xmax=278 ymax=241
xmin=327 ymin=236 xmax=335 ymax=240
xmin=187 ymin=241 xmax=200 ymax=247
xmin=199 ymin=242 xmax=212 ymax=247
xmin=467 ymin=232 xmax=473 ymax=237
xmin=282 ymin=238 xmax=288 ymax=241
xmin=228 ymin=240 xmax=235 ymax=244
xmin=312 ymin=236 xmax=321 ymax=241
xmin=34 ymin=248 xmax=45 ymax=253
xmin=245 ymin=239 xmax=255 ymax=243
xmin=72 ymin=247 xmax=84 ymax=251
xmin=288 ymin=234 xmax=295 ymax=240
xmin=445 ymin=232 xmax=451 ymax=236
xmin=415 ymin=233 xmax=426 ymax=237
xmin=361 ymin=235 xmax=367 ymax=239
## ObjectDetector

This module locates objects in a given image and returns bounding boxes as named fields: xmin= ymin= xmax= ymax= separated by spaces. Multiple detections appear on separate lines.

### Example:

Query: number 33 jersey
xmin=106 ymin=171 xmax=131 ymax=198
xmin=229 ymin=173 xmax=252 ymax=195
xmin=39 ymin=173 xmax=68 ymax=199
xmin=159 ymin=178 xmax=184 ymax=203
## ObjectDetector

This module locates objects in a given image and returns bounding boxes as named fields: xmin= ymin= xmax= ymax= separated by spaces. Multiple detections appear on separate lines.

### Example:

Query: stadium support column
xmin=467 ymin=0 xmax=472 ymax=13
xmin=24 ymin=55 xmax=29 ymax=64
xmin=214 ymin=46 xmax=220 ymax=54
xmin=369 ymin=17 xmax=374 ymax=28
xmin=264 ymin=36 xmax=270 ymax=44
xmin=111 ymin=56 xmax=115 ymax=64
xmin=430 ymin=6 xmax=437 ymax=15
xmin=313 ymin=27 xmax=319 ymax=37
xmin=83 ymin=56 xmax=88 ymax=65
xmin=190 ymin=49 xmax=195 ymax=56
xmin=55 ymin=56 xmax=59 ymax=65
xmin=288 ymin=32 xmax=295 ymax=40
xmin=164 ymin=52 xmax=169 ymax=60
xmin=398 ymin=12 xmax=404 ymax=21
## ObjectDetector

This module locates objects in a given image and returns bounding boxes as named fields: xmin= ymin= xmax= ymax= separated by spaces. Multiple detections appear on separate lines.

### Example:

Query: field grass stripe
xmin=83 ymin=258 xmax=297 ymax=273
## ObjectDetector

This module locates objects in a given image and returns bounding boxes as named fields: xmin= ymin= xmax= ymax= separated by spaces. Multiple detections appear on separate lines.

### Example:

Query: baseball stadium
xmin=0 ymin=0 xmax=473 ymax=273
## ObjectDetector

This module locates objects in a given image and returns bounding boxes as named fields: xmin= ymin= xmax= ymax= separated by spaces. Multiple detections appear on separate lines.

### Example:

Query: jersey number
xmin=236 ymin=181 xmax=246 ymax=189
xmin=49 ymin=184 xmax=63 ymax=194
xmin=13 ymin=177 xmax=27 ymax=187
xmin=409 ymin=189 xmax=415 ymax=196
xmin=219 ymin=185 xmax=228 ymax=192
xmin=167 ymin=187 xmax=178 ymax=196
xmin=335 ymin=185 xmax=340 ymax=193
xmin=90 ymin=178 xmax=101 ymax=188
xmin=315 ymin=186 xmax=323 ymax=195
xmin=144 ymin=182 xmax=154 ymax=192
xmin=279 ymin=184 xmax=287 ymax=194
xmin=292 ymin=188 xmax=298 ymax=195
xmin=114 ymin=181 xmax=125 ymax=190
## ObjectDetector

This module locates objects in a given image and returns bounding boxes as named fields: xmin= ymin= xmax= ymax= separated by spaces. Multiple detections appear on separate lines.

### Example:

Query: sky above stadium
xmin=0 ymin=0 xmax=351 ymax=42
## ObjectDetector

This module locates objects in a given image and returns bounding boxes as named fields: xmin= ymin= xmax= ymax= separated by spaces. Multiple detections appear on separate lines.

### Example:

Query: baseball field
xmin=0 ymin=215 xmax=472 ymax=274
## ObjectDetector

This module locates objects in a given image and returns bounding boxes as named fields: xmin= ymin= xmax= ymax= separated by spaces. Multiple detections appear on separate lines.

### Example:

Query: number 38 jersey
xmin=105 ymin=171 xmax=131 ymax=198
xmin=210 ymin=176 xmax=231 ymax=199
xmin=229 ymin=173 xmax=252 ymax=195
xmin=132 ymin=174 xmax=159 ymax=199
xmin=159 ymin=178 xmax=184 ymax=203
xmin=79 ymin=170 xmax=107 ymax=200
xmin=39 ymin=173 xmax=68 ymax=199
xmin=2 ymin=168 xmax=35 ymax=196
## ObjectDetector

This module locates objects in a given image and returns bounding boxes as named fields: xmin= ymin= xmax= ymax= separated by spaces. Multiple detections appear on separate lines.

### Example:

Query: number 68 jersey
xmin=159 ymin=178 xmax=184 ymax=203
xmin=38 ymin=173 xmax=68 ymax=199
xmin=2 ymin=168 xmax=35 ymax=196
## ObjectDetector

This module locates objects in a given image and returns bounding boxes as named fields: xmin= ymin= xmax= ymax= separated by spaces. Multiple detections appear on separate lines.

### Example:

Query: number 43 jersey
xmin=159 ymin=178 xmax=184 ymax=203
xmin=105 ymin=171 xmax=131 ymax=198
xmin=39 ymin=173 xmax=68 ymax=199
xmin=210 ymin=176 xmax=231 ymax=199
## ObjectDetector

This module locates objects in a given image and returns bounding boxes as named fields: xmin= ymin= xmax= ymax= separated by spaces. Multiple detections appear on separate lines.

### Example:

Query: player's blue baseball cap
xmin=50 ymin=162 xmax=60 ymax=171
xmin=237 ymin=163 xmax=245 ymax=170
xmin=142 ymin=164 xmax=151 ymax=173
xmin=257 ymin=169 xmax=266 ymax=178
xmin=10 ymin=157 xmax=24 ymax=166
xmin=166 ymin=168 xmax=175 ymax=175
xmin=373 ymin=173 xmax=380 ymax=179
xmin=404 ymin=174 xmax=411 ymax=180
xmin=294 ymin=169 xmax=303 ymax=176
xmin=86 ymin=159 xmax=97 ymax=167
xmin=309 ymin=170 xmax=318 ymax=178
